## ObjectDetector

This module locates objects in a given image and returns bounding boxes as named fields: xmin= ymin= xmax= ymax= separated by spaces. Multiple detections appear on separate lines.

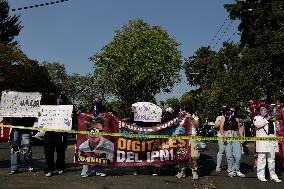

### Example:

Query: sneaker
xmin=236 ymin=171 xmax=245 ymax=177
xmin=152 ymin=173 xmax=158 ymax=176
xmin=133 ymin=171 xmax=138 ymax=176
xmin=270 ymin=175 xmax=282 ymax=183
xmin=96 ymin=172 xmax=106 ymax=177
xmin=9 ymin=170 xmax=17 ymax=175
xmin=81 ymin=174 xmax=88 ymax=178
xmin=175 ymin=171 xmax=186 ymax=179
xmin=45 ymin=172 xmax=52 ymax=177
xmin=216 ymin=167 xmax=221 ymax=172
xmin=27 ymin=167 xmax=34 ymax=172
xmin=58 ymin=170 xmax=64 ymax=174
xmin=258 ymin=177 xmax=267 ymax=182
xmin=192 ymin=171 xmax=199 ymax=180
xmin=228 ymin=171 xmax=236 ymax=177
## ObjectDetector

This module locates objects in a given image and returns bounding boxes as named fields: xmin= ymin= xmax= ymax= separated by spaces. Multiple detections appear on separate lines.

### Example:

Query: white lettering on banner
xmin=117 ymin=149 xmax=174 ymax=163
xmin=38 ymin=105 xmax=73 ymax=131
xmin=0 ymin=91 xmax=41 ymax=117
xmin=147 ymin=149 xmax=174 ymax=162
xmin=119 ymin=121 xmax=153 ymax=132
xmin=116 ymin=151 xmax=143 ymax=163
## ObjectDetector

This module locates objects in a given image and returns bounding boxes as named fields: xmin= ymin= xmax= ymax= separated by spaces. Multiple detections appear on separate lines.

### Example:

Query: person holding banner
xmin=79 ymin=117 xmax=114 ymax=178
xmin=176 ymin=106 xmax=200 ymax=180
xmin=220 ymin=107 xmax=245 ymax=178
xmin=253 ymin=103 xmax=282 ymax=182
xmin=91 ymin=96 xmax=103 ymax=117
xmin=9 ymin=117 xmax=35 ymax=175
xmin=44 ymin=92 xmax=68 ymax=177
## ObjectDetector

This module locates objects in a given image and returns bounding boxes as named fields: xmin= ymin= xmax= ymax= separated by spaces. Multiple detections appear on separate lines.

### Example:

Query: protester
xmin=214 ymin=109 xmax=226 ymax=172
xmin=220 ymin=106 xmax=245 ymax=178
xmin=253 ymin=102 xmax=282 ymax=182
xmin=44 ymin=92 xmax=68 ymax=177
xmin=80 ymin=117 xmax=114 ymax=178
xmin=91 ymin=96 xmax=103 ymax=117
xmin=176 ymin=106 xmax=200 ymax=180
xmin=9 ymin=117 xmax=35 ymax=175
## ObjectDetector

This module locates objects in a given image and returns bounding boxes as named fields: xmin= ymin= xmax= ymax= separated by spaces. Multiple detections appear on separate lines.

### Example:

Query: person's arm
xmin=191 ymin=115 xmax=200 ymax=128
xmin=220 ymin=117 xmax=225 ymax=137
xmin=237 ymin=118 xmax=244 ymax=137
xmin=214 ymin=118 xmax=221 ymax=129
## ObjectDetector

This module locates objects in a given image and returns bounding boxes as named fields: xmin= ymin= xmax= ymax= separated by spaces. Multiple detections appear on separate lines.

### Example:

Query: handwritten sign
xmin=132 ymin=102 xmax=162 ymax=122
xmin=0 ymin=91 xmax=41 ymax=117
xmin=38 ymin=105 xmax=73 ymax=130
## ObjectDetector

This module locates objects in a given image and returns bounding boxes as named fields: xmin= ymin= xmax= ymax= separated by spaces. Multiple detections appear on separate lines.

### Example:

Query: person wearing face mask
xmin=253 ymin=103 xmax=282 ymax=182
xmin=220 ymin=107 xmax=245 ymax=178
xmin=79 ymin=117 xmax=114 ymax=178
xmin=91 ymin=96 xmax=103 ymax=117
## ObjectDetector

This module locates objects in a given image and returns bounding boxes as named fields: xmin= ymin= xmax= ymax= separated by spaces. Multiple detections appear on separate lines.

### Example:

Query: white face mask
xmin=260 ymin=109 xmax=268 ymax=117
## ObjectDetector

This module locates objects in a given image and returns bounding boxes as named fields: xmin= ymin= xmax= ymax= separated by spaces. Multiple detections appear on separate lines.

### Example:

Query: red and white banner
xmin=75 ymin=113 xmax=190 ymax=166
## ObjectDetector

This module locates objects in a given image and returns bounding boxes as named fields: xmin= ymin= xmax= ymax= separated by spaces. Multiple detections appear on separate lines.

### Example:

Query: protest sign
xmin=75 ymin=113 xmax=190 ymax=166
xmin=0 ymin=91 xmax=41 ymax=117
xmin=131 ymin=102 xmax=162 ymax=123
xmin=38 ymin=105 xmax=73 ymax=130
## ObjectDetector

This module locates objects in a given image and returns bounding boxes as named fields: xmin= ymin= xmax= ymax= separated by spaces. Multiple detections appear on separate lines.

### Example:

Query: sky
xmin=8 ymin=0 xmax=240 ymax=101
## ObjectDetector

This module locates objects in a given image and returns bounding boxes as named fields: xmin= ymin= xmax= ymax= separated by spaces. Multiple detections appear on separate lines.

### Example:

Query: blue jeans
xmin=224 ymin=132 xmax=242 ymax=172
xmin=10 ymin=130 xmax=32 ymax=171
xmin=81 ymin=165 xmax=104 ymax=176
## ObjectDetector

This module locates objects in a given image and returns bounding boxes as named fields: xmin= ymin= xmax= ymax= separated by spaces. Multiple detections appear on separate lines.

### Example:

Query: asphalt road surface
xmin=0 ymin=139 xmax=283 ymax=189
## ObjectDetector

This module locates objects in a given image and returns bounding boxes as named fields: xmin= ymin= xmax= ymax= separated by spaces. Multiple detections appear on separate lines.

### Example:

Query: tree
xmin=0 ymin=43 xmax=28 ymax=92
xmin=184 ymin=42 xmax=253 ymax=120
xmin=0 ymin=0 xmax=22 ymax=45
xmin=14 ymin=59 xmax=57 ymax=93
xmin=90 ymin=19 xmax=182 ymax=111
xmin=224 ymin=0 xmax=284 ymax=101
xmin=165 ymin=97 xmax=180 ymax=113
xmin=42 ymin=62 xmax=68 ymax=88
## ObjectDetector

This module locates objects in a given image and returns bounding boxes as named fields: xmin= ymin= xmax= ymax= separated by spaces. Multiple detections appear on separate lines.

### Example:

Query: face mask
xmin=226 ymin=111 xmax=235 ymax=119
xmin=260 ymin=109 xmax=268 ymax=117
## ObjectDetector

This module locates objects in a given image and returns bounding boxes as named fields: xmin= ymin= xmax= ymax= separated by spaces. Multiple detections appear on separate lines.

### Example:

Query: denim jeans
xmin=10 ymin=130 xmax=32 ymax=171
xmin=224 ymin=132 xmax=242 ymax=172
xmin=216 ymin=139 xmax=225 ymax=169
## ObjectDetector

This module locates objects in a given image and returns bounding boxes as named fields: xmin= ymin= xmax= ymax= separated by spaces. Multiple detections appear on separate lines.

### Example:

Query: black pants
xmin=44 ymin=132 xmax=67 ymax=173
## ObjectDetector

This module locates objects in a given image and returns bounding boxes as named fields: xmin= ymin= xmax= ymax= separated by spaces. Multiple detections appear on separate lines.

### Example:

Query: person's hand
xmin=185 ymin=113 xmax=192 ymax=119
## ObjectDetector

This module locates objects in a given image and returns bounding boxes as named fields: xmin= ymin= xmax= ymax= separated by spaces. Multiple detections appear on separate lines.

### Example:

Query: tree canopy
xmin=90 ymin=19 xmax=182 ymax=110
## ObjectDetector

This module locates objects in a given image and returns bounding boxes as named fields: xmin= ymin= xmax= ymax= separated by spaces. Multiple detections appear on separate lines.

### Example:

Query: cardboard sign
xmin=0 ymin=91 xmax=41 ymax=117
xmin=38 ymin=105 xmax=73 ymax=130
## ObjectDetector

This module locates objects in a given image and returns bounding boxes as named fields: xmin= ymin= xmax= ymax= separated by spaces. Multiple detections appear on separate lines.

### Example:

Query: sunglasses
xmin=88 ymin=128 xmax=103 ymax=133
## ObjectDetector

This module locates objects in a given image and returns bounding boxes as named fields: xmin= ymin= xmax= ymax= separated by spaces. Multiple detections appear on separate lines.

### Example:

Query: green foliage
xmin=183 ymin=0 xmax=284 ymax=120
xmin=224 ymin=0 xmax=284 ymax=101
xmin=165 ymin=97 xmax=180 ymax=113
xmin=90 ymin=19 xmax=182 ymax=111
xmin=0 ymin=1 xmax=22 ymax=45
xmin=0 ymin=43 xmax=56 ymax=94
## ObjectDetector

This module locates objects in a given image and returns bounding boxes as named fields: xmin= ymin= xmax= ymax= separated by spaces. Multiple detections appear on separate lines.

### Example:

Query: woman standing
xmin=214 ymin=110 xmax=226 ymax=172
xmin=220 ymin=107 xmax=245 ymax=178
xmin=253 ymin=103 xmax=281 ymax=182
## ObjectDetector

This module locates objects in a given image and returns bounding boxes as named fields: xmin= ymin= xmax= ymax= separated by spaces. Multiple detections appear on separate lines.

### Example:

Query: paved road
xmin=0 ymin=139 xmax=283 ymax=189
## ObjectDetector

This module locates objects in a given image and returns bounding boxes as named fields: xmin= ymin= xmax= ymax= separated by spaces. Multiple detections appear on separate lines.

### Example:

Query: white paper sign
xmin=0 ymin=91 xmax=41 ymax=117
xmin=38 ymin=105 xmax=73 ymax=131
xmin=132 ymin=102 xmax=162 ymax=122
